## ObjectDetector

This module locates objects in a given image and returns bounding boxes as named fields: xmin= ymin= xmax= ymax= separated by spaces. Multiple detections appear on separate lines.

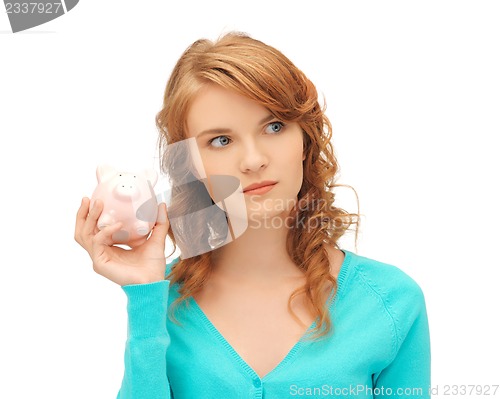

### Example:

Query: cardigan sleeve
xmin=116 ymin=280 xmax=172 ymax=399
xmin=372 ymin=280 xmax=431 ymax=398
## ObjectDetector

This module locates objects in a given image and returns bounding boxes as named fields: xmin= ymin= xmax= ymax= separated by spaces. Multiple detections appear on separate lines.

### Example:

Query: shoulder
xmin=348 ymin=251 xmax=425 ymax=302
xmin=324 ymin=244 xmax=424 ymax=301
xmin=344 ymin=251 xmax=427 ymax=343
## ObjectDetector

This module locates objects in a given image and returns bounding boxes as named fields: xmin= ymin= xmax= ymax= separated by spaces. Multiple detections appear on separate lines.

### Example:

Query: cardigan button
xmin=253 ymin=378 xmax=261 ymax=388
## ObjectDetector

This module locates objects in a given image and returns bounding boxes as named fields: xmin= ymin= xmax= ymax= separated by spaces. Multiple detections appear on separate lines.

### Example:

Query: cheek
xmin=286 ymin=137 xmax=306 ymax=170
xmin=199 ymin=155 xmax=227 ymax=177
xmin=287 ymin=127 xmax=306 ymax=163
xmin=281 ymin=141 xmax=305 ymax=189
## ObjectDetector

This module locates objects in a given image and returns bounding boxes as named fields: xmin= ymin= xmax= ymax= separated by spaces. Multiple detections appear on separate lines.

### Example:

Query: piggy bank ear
xmin=96 ymin=164 xmax=117 ymax=183
xmin=143 ymin=169 xmax=158 ymax=187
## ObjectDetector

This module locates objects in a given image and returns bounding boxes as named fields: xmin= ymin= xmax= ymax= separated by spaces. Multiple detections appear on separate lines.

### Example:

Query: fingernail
xmin=158 ymin=203 xmax=166 ymax=222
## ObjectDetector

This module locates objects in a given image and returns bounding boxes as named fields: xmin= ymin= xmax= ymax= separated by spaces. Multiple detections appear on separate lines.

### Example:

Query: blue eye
xmin=265 ymin=122 xmax=284 ymax=134
xmin=209 ymin=135 xmax=231 ymax=148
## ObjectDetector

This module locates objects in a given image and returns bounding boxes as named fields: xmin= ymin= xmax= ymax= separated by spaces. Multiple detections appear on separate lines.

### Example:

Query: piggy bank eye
xmin=119 ymin=174 xmax=122 ymax=176
xmin=134 ymin=176 xmax=136 ymax=178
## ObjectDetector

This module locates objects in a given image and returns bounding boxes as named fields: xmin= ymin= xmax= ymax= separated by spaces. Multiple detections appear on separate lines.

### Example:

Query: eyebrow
xmin=195 ymin=114 xmax=275 ymax=138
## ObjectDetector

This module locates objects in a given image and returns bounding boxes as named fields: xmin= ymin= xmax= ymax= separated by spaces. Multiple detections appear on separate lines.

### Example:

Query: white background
xmin=1 ymin=1 xmax=499 ymax=398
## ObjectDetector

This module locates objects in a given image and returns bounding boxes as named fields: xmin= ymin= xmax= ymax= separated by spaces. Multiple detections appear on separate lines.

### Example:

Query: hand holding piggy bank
xmin=90 ymin=164 xmax=158 ymax=247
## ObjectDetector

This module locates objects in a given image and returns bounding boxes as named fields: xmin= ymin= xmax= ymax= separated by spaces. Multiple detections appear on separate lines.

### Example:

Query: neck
xmin=210 ymin=211 xmax=304 ymax=283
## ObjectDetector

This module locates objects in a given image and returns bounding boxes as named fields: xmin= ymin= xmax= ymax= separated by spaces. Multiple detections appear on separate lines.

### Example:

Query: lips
xmin=243 ymin=181 xmax=277 ymax=193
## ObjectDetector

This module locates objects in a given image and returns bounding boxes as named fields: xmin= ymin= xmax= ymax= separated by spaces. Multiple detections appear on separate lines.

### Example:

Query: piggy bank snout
xmin=113 ymin=182 xmax=140 ymax=198
xmin=111 ymin=175 xmax=143 ymax=198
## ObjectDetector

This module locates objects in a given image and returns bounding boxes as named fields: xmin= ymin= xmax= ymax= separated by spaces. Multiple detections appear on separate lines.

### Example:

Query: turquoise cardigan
xmin=117 ymin=249 xmax=431 ymax=398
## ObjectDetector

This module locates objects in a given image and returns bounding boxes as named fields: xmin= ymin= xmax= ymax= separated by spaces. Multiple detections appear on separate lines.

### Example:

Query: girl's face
xmin=186 ymin=84 xmax=305 ymax=224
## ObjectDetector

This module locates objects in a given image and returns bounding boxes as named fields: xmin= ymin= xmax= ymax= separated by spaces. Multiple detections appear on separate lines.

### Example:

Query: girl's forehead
xmin=186 ymin=86 xmax=270 ymax=136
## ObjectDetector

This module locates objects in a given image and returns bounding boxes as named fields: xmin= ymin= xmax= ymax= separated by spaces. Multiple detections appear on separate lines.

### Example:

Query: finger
xmin=91 ymin=221 xmax=123 ymax=259
xmin=127 ymin=236 xmax=148 ymax=249
xmin=82 ymin=198 xmax=103 ymax=238
xmin=148 ymin=202 xmax=170 ymax=245
xmin=74 ymin=197 xmax=90 ymax=243
xmin=91 ymin=222 xmax=125 ymax=277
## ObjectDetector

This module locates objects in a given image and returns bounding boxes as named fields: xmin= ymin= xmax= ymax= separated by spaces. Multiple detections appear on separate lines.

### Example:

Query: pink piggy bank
xmin=90 ymin=164 xmax=158 ymax=247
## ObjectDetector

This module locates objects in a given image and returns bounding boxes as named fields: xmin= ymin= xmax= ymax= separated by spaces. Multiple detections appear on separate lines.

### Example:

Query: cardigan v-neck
xmin=187 ymin=249 xmax=351 ymax=382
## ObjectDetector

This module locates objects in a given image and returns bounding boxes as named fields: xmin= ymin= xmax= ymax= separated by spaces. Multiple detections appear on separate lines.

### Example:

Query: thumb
xmin=148 ymin=202 xmax=170 ymax=245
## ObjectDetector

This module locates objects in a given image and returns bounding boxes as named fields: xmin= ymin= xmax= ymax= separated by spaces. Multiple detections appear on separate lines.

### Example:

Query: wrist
xmin=135 ymin=276 xmax=166 ymax=285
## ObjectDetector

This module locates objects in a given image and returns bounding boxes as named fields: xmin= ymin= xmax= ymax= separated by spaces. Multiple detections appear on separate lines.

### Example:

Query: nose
xmin=239 ymin=140 xmax=269 ymax=172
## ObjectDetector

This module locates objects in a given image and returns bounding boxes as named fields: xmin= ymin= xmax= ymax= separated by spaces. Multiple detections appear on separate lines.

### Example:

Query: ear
xmin=96 ymin=164 xmax=117 ymax=183
xmin=143 ymin=169 xmax=158 ymax=187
